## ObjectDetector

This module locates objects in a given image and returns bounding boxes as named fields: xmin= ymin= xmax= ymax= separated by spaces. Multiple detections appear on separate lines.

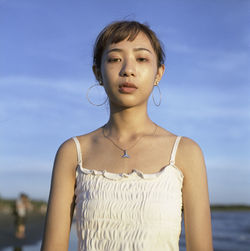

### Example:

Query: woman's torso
xmin=73 ymin=126 xmax=184 ymax=251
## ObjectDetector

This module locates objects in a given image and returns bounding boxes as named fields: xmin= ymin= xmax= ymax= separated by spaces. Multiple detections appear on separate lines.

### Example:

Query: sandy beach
xmin=0 ymin=211 xmax=45 ymax=250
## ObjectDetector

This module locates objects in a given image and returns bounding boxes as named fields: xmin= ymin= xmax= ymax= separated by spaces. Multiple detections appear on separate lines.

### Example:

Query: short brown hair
xmin=93 ymin=20 xmax=165 ymax=70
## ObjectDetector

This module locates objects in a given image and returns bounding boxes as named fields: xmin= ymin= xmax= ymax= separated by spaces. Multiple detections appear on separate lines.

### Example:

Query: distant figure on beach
xmin=14 ymin=193 xmax=30 ymax=239
xmin=41 ymin=20 xmax=213 ymax=250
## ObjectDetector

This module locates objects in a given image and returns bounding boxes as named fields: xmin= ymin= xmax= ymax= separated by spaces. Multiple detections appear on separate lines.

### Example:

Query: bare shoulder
xmin=54 ymin=138 xmax=79 ymax=172
xmin=178 ymin=136 xmax=204 ymax=157
xmin=57 ymin=137 xmax=76 ymax=154
xmin=56 ymin=129 xmax=100 ymax=161
xmin=155 ymin=125 xmax=177 ymax=141
xmin=176 ymin=136 xmax=206 ymax=176
xmin=74 ymin=127 xmax=103 ymax=145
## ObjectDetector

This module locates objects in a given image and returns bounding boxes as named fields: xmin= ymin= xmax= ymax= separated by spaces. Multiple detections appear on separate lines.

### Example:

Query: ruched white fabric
xmin=73 ymin=136 xmax=184 ymax=251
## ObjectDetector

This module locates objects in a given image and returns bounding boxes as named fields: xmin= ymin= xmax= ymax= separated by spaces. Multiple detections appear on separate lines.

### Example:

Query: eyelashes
xmin=137 ymin=57 xmax=148 ymax=62
xmin=107 ymin=58 xmax=121 ymax=63
xmin=107 ymin=57 xmax=149 ymax=63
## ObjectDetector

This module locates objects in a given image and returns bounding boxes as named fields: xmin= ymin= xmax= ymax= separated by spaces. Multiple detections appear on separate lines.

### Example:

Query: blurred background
xmin=0 ymin=0 xmax=249 ymax=250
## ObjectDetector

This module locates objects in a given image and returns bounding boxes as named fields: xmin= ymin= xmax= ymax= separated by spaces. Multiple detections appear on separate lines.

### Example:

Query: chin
xmin=110 ymin=99 xmax=146 ymax=109
xmin=108 ymin=92 xmax=148 ymax=108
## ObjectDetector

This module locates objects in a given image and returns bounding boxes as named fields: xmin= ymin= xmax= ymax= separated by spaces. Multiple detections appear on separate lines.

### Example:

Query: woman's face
xmin=97 ymin=32 xmax=164 ymax=108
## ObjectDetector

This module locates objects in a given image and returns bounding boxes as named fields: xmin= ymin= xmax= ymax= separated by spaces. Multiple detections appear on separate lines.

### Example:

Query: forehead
xmin=106 ymin=32 xmax=154 ymax=52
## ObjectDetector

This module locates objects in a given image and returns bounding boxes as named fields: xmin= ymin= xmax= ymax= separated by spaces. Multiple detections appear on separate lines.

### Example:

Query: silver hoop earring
xmin=152 ymin=85 xmax=162 ymax=106
xmin=86 ymin=84 xmax=108 ymax=106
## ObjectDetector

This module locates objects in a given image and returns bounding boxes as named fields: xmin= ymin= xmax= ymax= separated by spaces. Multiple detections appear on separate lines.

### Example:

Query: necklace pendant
xmin=122 ymin=150 xmax=130 ymax=158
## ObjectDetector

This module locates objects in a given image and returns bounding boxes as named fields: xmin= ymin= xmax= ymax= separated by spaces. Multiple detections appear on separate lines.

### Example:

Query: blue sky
xmin=0 ymin=0 xmax=249 ymax=204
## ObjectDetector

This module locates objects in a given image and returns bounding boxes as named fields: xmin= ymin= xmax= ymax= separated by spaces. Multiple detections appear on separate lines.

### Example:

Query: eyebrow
xmin=106 ymin=47 xmax=152 ymax=54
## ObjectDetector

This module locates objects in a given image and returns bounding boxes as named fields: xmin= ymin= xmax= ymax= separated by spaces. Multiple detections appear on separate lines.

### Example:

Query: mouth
xmin=118 ymin=82 xmax=138 ymax=94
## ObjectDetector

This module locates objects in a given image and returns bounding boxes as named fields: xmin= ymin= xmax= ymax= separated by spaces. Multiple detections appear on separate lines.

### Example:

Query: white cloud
xmin=199 ymin=50 xmax=249 ymax=72
xmin=161 ymin=84 xmax=250 ymax=120
xmin=0 ymin=156 xmax=53 ymax=172
xmin=0 ymin=76 xmax=87 ymax=95
xmin=0 ymin=76 xmax=103 ymax=121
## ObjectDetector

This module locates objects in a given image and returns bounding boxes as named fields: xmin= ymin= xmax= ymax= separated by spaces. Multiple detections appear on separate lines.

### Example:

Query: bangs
xmin=107 ymin=23 xmax=141 ymax=44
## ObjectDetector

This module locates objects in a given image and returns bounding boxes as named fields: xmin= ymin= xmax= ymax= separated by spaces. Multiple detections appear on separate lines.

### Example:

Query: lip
xmin=119 ymin=82 xmax=138 ymax=88
xmin=119 ymin=82 xmax=138 ymax=94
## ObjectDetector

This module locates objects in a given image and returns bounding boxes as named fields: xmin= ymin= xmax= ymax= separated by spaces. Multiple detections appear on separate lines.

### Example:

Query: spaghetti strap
xmin=72 ymin=137 xmax=82 ymax=165
xmin=170 ymin=136 xmax=182 ymax=165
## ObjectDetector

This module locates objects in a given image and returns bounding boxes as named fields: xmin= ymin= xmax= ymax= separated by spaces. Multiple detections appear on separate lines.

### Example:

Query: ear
xmin=154 ymin=64 xmax=165 ymax=86
xmin=92 ymin=65 xmax=103 ymax=85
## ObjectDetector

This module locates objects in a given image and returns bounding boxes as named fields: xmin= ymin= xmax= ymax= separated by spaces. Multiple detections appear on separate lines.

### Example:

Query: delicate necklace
xmin=102 ymin=123 xmax=158 ymax=158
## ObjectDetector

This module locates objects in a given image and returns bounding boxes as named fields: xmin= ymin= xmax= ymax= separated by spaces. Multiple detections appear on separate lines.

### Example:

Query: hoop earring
xmin=152 ymin=84 xmax=162 ymax=106
xmin=86 ymin=84 xmax=108 ymax=106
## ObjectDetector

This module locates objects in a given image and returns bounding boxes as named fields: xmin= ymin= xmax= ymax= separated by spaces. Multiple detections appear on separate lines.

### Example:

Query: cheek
xmin=141 ymin=67 xmax=157 ymax=84
xmin=100 ymin=67 xmax=117 ymax=96
xmin=101 ymin=64 xmax=115 ymax=82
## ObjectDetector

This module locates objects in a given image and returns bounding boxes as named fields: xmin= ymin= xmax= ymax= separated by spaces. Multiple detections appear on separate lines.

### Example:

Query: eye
xmin=107 ymin=58 xmax=121 ymax=63
xmin=137 ymin=57 xmax=148 ymax=62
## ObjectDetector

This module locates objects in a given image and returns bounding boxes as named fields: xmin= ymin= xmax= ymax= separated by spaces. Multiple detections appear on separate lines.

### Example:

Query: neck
xmin=105 ymin=103 xmax=155 ymax=141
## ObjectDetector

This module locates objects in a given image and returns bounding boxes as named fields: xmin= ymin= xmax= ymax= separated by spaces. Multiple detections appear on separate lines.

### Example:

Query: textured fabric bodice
xmin=73 ymin=136 xmax=184 ymax=251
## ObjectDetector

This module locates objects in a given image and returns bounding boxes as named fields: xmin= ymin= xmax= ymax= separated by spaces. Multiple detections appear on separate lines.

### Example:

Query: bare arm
xmin=41 ymin=139 xmax=77 ymax=251
xmin=177 ymin=137 xmax=213 ymax=251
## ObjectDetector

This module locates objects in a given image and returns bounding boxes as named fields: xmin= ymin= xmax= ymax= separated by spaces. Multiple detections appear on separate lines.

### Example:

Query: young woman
xmin=41 ymin=21 xmax=213 ymax=251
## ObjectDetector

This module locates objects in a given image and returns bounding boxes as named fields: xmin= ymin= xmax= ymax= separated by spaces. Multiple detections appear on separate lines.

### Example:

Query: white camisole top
xmin=73 ymin=136 xmax=184 ymax=251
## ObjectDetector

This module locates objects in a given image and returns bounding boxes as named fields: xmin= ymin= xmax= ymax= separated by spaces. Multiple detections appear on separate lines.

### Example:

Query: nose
xmin=119 ymin=59 xmax=136 ymax=77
